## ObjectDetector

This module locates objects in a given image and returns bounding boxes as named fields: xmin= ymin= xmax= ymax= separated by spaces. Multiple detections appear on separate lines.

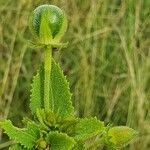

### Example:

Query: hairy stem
xmin=44 ymin=46 xmax=53 ymax=111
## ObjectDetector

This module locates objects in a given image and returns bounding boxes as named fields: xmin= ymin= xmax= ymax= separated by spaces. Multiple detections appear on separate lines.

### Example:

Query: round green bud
xmin=37 ymin=138 xmax=47 ymax=149
xmin=39 ymin=140 xmax=47 ymax=149
xmin=29 ymin=5 xmax=67 ymax=44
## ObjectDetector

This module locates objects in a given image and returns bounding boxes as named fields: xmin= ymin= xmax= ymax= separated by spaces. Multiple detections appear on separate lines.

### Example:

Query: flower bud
xmin=29 ymin=5 xmax=67 ymax=44
xmin=37 ymin=138 xmax=47 ymax=149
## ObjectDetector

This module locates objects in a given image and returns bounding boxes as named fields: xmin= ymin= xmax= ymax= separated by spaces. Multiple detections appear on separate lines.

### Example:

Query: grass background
xmin=0 ymin=0 xmax=149 ymax=149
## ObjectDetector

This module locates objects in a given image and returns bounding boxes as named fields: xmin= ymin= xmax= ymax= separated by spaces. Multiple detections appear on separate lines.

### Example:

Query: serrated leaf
xmin=0 ymin=120 xmax=39 ymax=149
xmin=73 ymin=117 xmax=105 ymax=141
xmin=108 ymin=126 xmax=138 ymax=147
xmin=26 ymin=121 xmax=40 ymax=139
xmin=51 ymin=59 xmax=74 ymax=118
xmin=46 ymin=131 xmax=76 ymax=150
xmin=30 ymin=66 xmax=44 ymax=114
xmin=30 ymin=59 xmax=74 ymax=118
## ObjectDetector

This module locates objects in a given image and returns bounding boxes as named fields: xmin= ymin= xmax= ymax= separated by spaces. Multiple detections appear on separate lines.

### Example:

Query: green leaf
xmin=26 ymin=121 xmax=40 ymax=139
xmin=30 ymin=59 xmax=74 ymax=118
xmin=46 ymin=131 xmax=76 ymax=150
xmin=73 ymin=117 xmax=105 ymax=141
xmin=59 ymin=117 xmax=78 ymax=135
xmin=30 ymin=66 xmax=44 ymax=114
xmin=0 ymin=120 xmax=39 ymax=149
xmin=108 ymin=126 xmax=138 ymax=147
xmin=51 ymin=59 xmax=74 ymax=118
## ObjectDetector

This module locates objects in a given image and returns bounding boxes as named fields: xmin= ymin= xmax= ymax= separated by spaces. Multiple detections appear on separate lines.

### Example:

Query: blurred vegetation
xmin=0 ymin=0 xmax=149 ymax=149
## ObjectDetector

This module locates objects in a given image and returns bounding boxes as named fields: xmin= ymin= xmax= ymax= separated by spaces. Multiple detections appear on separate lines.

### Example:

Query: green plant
xmin=0 ymin=4 xmax=138 ymax=150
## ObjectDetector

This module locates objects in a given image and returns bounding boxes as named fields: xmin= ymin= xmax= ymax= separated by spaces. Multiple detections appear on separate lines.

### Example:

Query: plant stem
xmin=0 ymin=140 xmax=16 ymax=149
xmin=44 ymin=46 xmax=53 ymax=112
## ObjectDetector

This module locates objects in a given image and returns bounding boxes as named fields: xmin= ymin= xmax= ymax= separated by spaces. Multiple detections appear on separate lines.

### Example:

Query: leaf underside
xmin=30 ymin=59 xmax=74 ymax=118
xmin=108 ymin=126 xmax=138 ymax=147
